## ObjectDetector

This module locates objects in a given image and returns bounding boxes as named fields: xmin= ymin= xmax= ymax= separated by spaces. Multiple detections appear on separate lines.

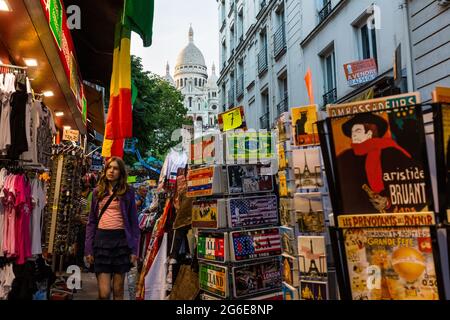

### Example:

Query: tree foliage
xmin=124 ymin=56 xmax=188 ymax=166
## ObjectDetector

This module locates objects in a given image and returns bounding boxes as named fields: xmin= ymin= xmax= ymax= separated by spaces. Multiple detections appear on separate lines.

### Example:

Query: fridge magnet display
xmin=280 ymin=227 xmax=298 ymax=256
xmin=228 ymin=195 xmax=279 ymax=228
xmin=282 ymin=253 xmax=300 ymax=287
xmin=294 ymin=193 xmax=325 ymax=233
xmin=227 ymin=165 xmax=274 ymax=194
xmin=197 ymin=231 xmax=229 ymax=263
xmin=225 ymin=131 xmax=274 ymax=163
xmin=192 ymin=199 xmax=227 ymax=229
xmin=280 ymin=198 xmax=295 ymax=227
xmin=230 ymin=227 xmax=282 ymax=262
xmin=292 ymin=148 xmax=323 ymax=190
xmin=300 ymin=280 xmax=328 ymax=300
xmin=298 ymin=236 xmax=327 ymax=279
xmin=199 ymin=263 xmax=229 ymax=298
xmin=342 ymin=226 xmax=439 ymax=300
xmin=232 ymin=258 xmax=283 ymax=299
xmin=282 ymin=282 xmax=299 ymax=300
xmin=291 ymin=105 xmax=320 ymax=146
xmin=329 ymin=105 xmax=432 ymax=215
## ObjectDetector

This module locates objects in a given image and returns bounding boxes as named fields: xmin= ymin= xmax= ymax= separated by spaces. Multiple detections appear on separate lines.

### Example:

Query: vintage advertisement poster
xmin=282 ymin=254 xmax=300 ymax=287
xmin=199 ymin=263 xmax=229 ymax=298
xmin=190 ymin=134 xmax=222 ymax=165
xmin=300 ymin=281 xmax=328 ymax=300
xmin=227 ymin=165 xmax=274 ymax=194
xmin=280 ymin=227 xmax=298 ymax=256
xmin=337 ymin=212 xmax=435 ymax=229
xmin=232 ymin=258 xmax=282 ymax=299
xmin=280 ymin=198 xmax=295 ymax=227
xmin=218 ymin=106 xmax=247 ymax=132
xmin=197 ymin=231 xmax=228 ymax=262
xmin=327 ymin=92 xmax=421 ymax=118
xmin=192 ymin=199 xmax=227 ymax=229
xmin=298 ymin=236 xmax=327 ymax=279
xmin=228 ymin=195 xmax=279 ymax=228
xmin=282 ymin=282 xmax=299 ymax=300
xmin=292 ymin=148 xmax=324 ymax=190
xmin=329 ymin=105 xmax=432 ymax=215
xmin=294 ymin=193 xmax=325 ymax=233
xmin=225 ymin=131 xmax=274 ymax=163
xmin=278 ymin=143 xmax=288 ymax=170
xmin=187 ymin=167 xmax=214 ymax=197
xmin=343 ymin=226 xmax=439 ymax=300
xmin=291 ymin=105 xmax=320 ymax=146
xmin=230 ymin=227 xmax=282 ymax=262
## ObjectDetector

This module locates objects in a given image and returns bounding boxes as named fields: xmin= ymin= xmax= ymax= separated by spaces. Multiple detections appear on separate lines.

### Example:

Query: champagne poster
xmin=232 ymin=258 xmax=282 ymax=299
xmin=291 ymin=105 xmax=320 ymax=146
xmin=329 ymin=105 xmax=431 ymax=215
xmin=294 ymin=193 xmax=325 ymax=233
xmin=292 ymin=148 xmax=324 ymax=190
xmin=343 ymin=226 xmax=439 ymax=300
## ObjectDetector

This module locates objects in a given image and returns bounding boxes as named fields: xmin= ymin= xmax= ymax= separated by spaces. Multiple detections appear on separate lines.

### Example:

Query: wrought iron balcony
xmin=236 ymin=74 xmax=244 ymax=100
xmin=257 ymin=47 xmax=268 ymax=76
xmin=318 ymin=1 xmax=333 ymax=23
xmin=277 ymin=94 xmax=289 ymax=115
xmin=259 ymin=112 xmax=270 ymax=130
xmin=273 ymin=24 xmax=286 ymax=60
xmin=257 ymin=0 xmax=267 ymax=18
xmin=323 ymin=88 xmax=337 ymax=106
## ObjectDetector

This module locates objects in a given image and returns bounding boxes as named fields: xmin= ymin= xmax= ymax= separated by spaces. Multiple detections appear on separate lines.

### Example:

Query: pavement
xmin=73 ymin=272 xmax=132 ymax=300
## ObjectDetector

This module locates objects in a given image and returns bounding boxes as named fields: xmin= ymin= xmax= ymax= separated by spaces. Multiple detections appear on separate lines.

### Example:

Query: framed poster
xmin=300 ymin=281 xmax=328 ymax=300
xmin=291 ymin=105 xmax=320 ymax=146
xmin=294 ymin=193 xmax=325 ymax=233
xmin=280 ymin=198 xmax=295 ymax=227
xmin=292 ymin=148 xmax=324 ymax=190
xmin=282 ymin=282 xmax=299 ymax=300
xmin=232 ymin=258 xmax=282 ymax=299
xmin=298 ymin=236 xmax=327 ymax=279
xmin=328 ymin=105 xmax=432 ymax=215
xmin=282 ymin=253 xmax=300 ymax=287
xmin=192 ymin=199 xmax=227 ymax=229
xmin=230 ymin=227 xmax=282 ymax=262
xmin=197 ymin=231 xmax=229 ymax=263
xmin=199 ymin=263 xmax=229 ymax=298
xmin=227 ymin=165 xmax=274 ymax=194
xmin=342 ymin=226 xmax=439 ymax=300
xmin=228 ymin=195 xmax=279 ymax=229
xmin=280 ymin=227 xmax=298 ymax=256
xmin=225 ymin=131 xmax=274 ymax=163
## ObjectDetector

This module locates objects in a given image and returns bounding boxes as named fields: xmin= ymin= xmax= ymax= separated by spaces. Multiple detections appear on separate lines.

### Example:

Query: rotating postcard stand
xmin=318 ymin=100 xmax=446 ymax=300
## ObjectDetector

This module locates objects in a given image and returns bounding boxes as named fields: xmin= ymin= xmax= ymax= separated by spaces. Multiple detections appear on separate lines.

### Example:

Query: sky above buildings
xmin=131 ymin=0 xmax=219 ymax=77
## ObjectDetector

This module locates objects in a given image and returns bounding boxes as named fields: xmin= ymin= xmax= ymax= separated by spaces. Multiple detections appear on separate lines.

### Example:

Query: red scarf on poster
xmin=352 ymin=138 xmax=411 ymax=193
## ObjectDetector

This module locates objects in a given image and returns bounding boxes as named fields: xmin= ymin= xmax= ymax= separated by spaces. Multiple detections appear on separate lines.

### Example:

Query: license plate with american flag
xmin=228 ymin=195 xmax=279 ymax=228
xmin=230 ymin=227 xmax=282 ymax=261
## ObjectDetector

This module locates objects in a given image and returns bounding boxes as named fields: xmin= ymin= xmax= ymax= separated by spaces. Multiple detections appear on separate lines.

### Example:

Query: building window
xmin=260 ymin=90 xmax=270 ymax=129
xmin=277 ymin=75 xmax=289 ymax=115
xmin=322 ymin=49 xmax=337 ymax=106
xmin=360 ymin=24 xmax=378 ymax=62
xmin=180 ymin=79 xmax=183 ymax=87
xmin=257 ymin=29 xmax=268 ymax=76
xmin=318 ymin=0 xmax=333 ymax=24
xmin=195 ymin=78 xmax=198 ymax=86
xmin=189 ymin=97 xmax=192 ymax=109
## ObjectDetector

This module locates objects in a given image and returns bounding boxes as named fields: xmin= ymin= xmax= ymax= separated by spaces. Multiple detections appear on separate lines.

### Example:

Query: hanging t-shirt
xmin=21 ymin=99 xmax=39 ymax=164
xmin=36 ymin=103 xmax=56 ymax=167
xmin=15 ymin=175 xmax=32 ymax=265
xmin=0 ymin=92 xmax=12 ymax=154
xmin=2 ymin=174 xmax=17 ymax=257
xmin=31 ymin=178 xmax=45 ymax=255
xmin=7 ymin=91 xmax=29 ymax=160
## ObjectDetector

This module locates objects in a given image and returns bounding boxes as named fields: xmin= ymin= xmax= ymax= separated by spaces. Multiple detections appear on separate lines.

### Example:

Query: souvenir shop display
xmin=318 ymin=91 xmax=448 ymax=300
xmin=43 ymin=142 xmax=84 ymax=271
xmin=275 ymin=109 xmax=333 ymax=300
xmin=225 ymin=131 xmax=275 ymax=164
xmin=300 ymin=280 xmax=328 ymax=300
xmin=199 ymin=263 xmax=229 ymax=298
xmin=227 ymin=195 xmax=279 ymax=228
xmin=230 ymin=227 xmax=282 ymax=262
xmin=197 ymin=231 xmax=229 ymax=263
xmin=186 ymin=166 xmax=227 ymax=197
xmin=192 ymin=199 xmax=227 ymax=229
xmin=227 ymin=165 xmax=274 ymax=194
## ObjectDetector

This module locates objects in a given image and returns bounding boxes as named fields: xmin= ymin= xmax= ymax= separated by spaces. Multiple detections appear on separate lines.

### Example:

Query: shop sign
xmin=327 ymin=92 xmax=421 ymax=117
xmin=218 ymin=106 xmax=246 ymax=132
xmin=338 ymin=212 xmax=436 ymax=229
xmin=62 ymin=129 xmax=79 ymax=142
xmin=40 ymin=0 xmax=86 ymax=122
xmin=344 ymin=58 xmax=378 ymax=87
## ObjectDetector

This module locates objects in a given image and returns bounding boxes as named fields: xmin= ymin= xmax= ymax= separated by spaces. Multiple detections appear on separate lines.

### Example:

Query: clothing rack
xmin=0 ymin=63 xmax=27 ymax=73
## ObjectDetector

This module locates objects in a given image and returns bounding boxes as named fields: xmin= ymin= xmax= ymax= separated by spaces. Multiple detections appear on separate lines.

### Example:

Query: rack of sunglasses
xmin=43 ymin=143 xmax=84 ymax=272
